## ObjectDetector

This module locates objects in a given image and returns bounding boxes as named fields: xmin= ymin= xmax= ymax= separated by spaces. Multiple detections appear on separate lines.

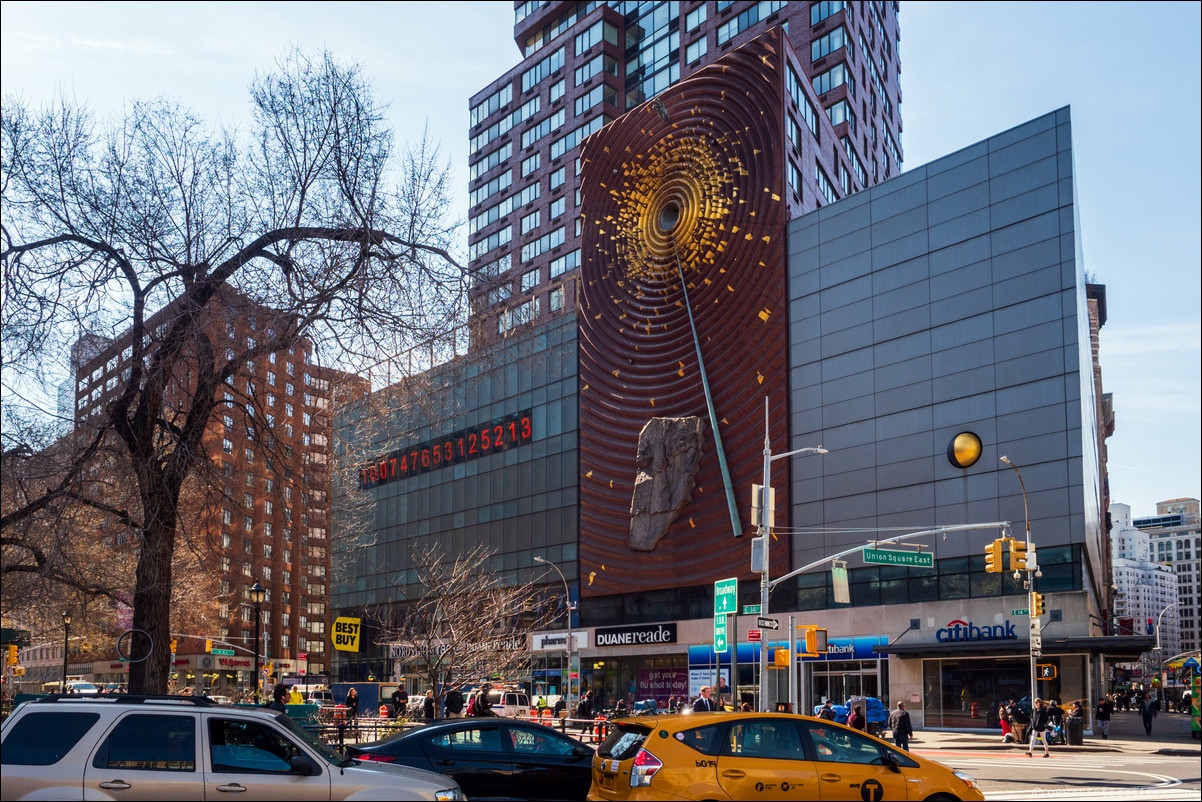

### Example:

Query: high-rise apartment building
xmin=65 ymin=291 xmax=363 ymax=692
xmin=1134 ymin=498 xmax=1200 ymax=655
xmin=467 ymin=1 xmax=902 ymax=337
xmin=1110 ymin=503 xmax=1181 ymax=665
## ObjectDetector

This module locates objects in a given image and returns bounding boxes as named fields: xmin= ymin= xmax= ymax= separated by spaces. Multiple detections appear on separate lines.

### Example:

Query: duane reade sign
xmin=594 ymin=623 xmax=678 ymax=647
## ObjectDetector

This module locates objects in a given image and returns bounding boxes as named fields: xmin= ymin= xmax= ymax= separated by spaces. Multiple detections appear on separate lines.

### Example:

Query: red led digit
xmin=421 ymin=448 xmax=430 ymax=468
xmin=444 ymin=442 xmax=453 ymax=461
xmin=521 ymin=416 xmax=532 ymax=440
xmin=494 ymin=425 xmax=504 ymax=447
xmin=481 ymin=428 xmax=490 ymax=450
xmin=468 ymin=433 xmax=478 ymax=454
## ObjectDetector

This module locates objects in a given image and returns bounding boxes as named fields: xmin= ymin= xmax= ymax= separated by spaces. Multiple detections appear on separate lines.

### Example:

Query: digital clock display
xmin=359 ymin=410 xmax=533 ymax=489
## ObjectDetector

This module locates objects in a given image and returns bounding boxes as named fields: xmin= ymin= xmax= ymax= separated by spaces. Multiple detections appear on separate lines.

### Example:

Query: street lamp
xmin=757 ymin=397 xmax=827 ymax=711
xmin=249 ymin=581 xmax=266 ymax=701
xmin=535 ymin=556 xmax=575 ymax=717
xmin=1000 ymin=456 xmax=1038 ymax=716
xmin=1153 ymin=601 xmax=1182 ymax=694
xmin=61 ymin=610 xmax=72 ymax=691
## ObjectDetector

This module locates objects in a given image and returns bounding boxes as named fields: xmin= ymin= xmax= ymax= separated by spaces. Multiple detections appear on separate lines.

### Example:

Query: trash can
xmin=1065 ymin=717 xmax=1084 ymax=745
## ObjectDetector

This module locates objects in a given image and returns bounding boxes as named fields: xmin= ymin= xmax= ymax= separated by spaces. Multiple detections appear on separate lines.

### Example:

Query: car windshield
xmin=271 ymin=710 xmax=348 ymax=765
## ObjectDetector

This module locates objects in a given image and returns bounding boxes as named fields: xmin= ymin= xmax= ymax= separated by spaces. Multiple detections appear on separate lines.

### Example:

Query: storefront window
xmin=921 ymin=654 xmax=1089 ymax=729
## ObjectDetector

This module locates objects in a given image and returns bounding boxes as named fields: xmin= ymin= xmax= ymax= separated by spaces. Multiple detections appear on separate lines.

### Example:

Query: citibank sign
xmin=936 ymin=619 xmax=1017 ymax=643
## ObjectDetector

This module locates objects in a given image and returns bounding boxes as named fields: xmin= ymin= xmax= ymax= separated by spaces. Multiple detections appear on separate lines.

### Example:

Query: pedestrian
xmin=267 ymin=683 xmax=289 ymax=714
xmin=846 ymin=704 xmax=867 ymax=731
xmin=424 ymin=690 xmax=436 ymax=720
xmin=692 ymin=686 xmax=716 ymax=712
xmin=667 ymin=695 xmax=677 ymax=713
xmin=392 ymin=683 xmax=409 ymax=719
xmin=615 ymin=697 xmax=627 ymax=715
xmin=888 ymin=702 xmax=914 ymax=751
xmin=444 ymin=684 xmax=465 ymax=718
xmin=345 ymin=687 xmax=360 ymax=721
xmin=1027 ymin=698 xmax=1051 ymax=757
xmin=1139 ymin=694 xmax=1157 ymax=735
xmin=1095 ymin=695 xmax=1113 ymax=739
xmin=999 ymin=702 xmax=1014 ymax=743
xmin=818 ymin=700 xmax=837 ymax=721
xmin=537 ymin=694 xmax=549 ymax=715
xmin=554 ymin=695 xmax=567 ymax=719
xmin=472 ymin=685 xmax=497 ymax=717
xmin=576 ymin=690 xmax=594 ymax=721
xmin=288 ymin=686 xmax=303 ymax=705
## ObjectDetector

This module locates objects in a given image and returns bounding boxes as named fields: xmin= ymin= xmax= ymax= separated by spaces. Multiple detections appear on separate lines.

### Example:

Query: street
xmin=905 ymin=710 xmax=1199 ymax=801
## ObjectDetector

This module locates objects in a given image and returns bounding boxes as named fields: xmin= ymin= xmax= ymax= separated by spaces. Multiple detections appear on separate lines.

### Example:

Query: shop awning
xmin=874 ymin=635 xmax=1154 ymax=660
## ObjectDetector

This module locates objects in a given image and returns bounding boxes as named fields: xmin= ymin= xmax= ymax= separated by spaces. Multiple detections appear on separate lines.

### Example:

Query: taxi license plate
xmin=598 ymin=773 xmax=615 ymax=790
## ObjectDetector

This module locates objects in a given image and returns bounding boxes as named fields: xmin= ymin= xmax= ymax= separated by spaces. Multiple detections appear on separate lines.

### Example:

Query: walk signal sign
xmin=1037 ymin=664 xmax=1057 ymax=679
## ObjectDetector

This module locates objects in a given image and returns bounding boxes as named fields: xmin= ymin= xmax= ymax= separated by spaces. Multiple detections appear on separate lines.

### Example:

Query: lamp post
xmin=61 ymin=610 xmax=72 ymax=691
xmin=757 ymin=397 xmax=827 ymax=711
xmin=535 ymin=556 xmax=574 ymax=717
xmin=1154 ymin=601 xmax=1181 ymax=696
xmin=249 ymin=581 xmax=266 ymax=701
xmin=1000 ymin=456 xmax=1038 ymax=715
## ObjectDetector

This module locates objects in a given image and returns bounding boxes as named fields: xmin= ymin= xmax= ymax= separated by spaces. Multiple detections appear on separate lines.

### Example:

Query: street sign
xmin=757 ymin=617 xmax=780 ymax=630
xmin=862 ymin=547 xmax=933 ymax=568
xmin=1030 ymin=632 xmax=1042 ymax=652
xmin=742 ymin=604 xmax=762 ymax=615
xmin=1012 ymin=609 xmax=1029 ymax=616
xmin=748 ymin=629 xmax=762 ymax=642
xmin=714 ymin=614 xmax=729 ymax=653
xmin=211 ymin=648 xmax=235 ymax=656
xmin=714 ymin=578 xmax=738 ymax=615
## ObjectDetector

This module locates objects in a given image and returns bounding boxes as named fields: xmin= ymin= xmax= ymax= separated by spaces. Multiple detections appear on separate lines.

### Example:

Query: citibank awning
xmin=873 ymin=635 xmax=1154 ymax=660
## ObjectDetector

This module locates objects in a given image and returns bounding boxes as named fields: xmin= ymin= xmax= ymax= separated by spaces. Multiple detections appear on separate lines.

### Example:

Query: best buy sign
xmin=333 ymin=617 xmax=361 ymax=652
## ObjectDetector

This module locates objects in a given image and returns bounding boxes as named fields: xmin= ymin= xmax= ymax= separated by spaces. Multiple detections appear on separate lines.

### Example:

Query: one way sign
xmin=757 ymin=617 xmax=780 ymax=630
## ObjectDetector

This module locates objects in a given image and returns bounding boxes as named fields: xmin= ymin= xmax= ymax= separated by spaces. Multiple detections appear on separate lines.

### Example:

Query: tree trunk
xmin=127 ymin=487 xmax=179 ymax=694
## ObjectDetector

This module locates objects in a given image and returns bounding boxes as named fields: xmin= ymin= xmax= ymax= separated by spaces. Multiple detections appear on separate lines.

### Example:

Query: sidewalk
xmin=906 ymin=710 xmax=1198 ymax=756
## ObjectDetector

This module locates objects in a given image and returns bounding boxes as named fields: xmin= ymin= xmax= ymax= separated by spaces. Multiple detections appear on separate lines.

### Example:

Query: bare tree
xmin=1 ymin=48 xmax=466 ymax=693
xmin=378 ymin=544 xmax=557 ymax=718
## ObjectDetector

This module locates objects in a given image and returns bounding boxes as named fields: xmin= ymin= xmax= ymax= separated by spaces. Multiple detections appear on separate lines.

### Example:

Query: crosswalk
xmin=944 ymin=754 xmax=1198 ymax=801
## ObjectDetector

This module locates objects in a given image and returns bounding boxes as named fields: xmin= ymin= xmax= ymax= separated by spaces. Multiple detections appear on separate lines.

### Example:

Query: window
xmin=521 ymin=152 xmax=541 ymax=177
xmin=550 ymin=285 xmax=565 ymax=312
xmin=812 ymin=26 xmax=852 ymax=61
xmin=222 ymin=439 xmax=233 ymax=454
xmin=522 ymin=47 xmax=565 ymax=93
xmin=521 ymin=209 xmax=541 ymax=235
xmin=0 ymin=712 xmax=100 ymax=765
xmin=549 ymin=167 xmax=566 ymax=190
xmin=208 ymin=719 xmax=302 ymax=774
xmin=550 ymin=248 xmax=580 ymax=278
xmin=471 ymin=83 xmax=513 ymax=127
xmin=551 ymin=197 xmax=566 ymax=219
xmin=427 ymin=727 xmax=504 ymax=752
xmin=521 ymin=227 xmax=565 ymax=262
xmin=521 ymin=269 xmax=540 ymax=292
xmin=575 ymin=53 xmax=618 ymax=87
xmin=471 ymin=143 xmax=514 ymax=181
xmin=686 ymin=4 xmax=707 ymax=30
xmin=222 ymin=509 xmax=232 ymax=525
xmin=574 ymin=83 xmax=616 ymax=117
xmin=686 ymin=37 xmax=708 ymax=63
xmin=724 ymin=719 xmax=803 ymax=760
xmin=549 ymin=79 xmax=565 ymax=103
xmin=813 ymin=63 xmax=852 ymax=96
xmin=718 ymin=1 xmax=786 ymax=46
xmin=93 ymin=714 xmax=195 ymax=771
xmin=811 ymin=0 xmax=845 ymax=26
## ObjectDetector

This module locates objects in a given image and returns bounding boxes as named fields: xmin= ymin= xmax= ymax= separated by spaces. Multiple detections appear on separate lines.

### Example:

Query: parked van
xmin=486 ymin=689 xmax=530 ymax=718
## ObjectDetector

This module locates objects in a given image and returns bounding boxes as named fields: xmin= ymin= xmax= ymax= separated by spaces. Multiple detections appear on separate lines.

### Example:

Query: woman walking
xmin=1027 ymin=698 xmax=1052 ymax=757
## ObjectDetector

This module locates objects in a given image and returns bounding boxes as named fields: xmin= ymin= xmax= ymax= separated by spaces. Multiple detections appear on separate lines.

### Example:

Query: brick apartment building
xmin=61 ymin=289 xmax=364 ymax=693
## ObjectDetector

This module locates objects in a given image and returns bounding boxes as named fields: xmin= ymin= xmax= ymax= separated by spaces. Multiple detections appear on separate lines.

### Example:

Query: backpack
xmin=466 ymin=696 xmax=478 ymax=716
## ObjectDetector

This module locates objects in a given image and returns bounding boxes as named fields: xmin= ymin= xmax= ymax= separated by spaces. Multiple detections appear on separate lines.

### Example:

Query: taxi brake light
xmin=630 ymin=748 xmax=663 ymax=787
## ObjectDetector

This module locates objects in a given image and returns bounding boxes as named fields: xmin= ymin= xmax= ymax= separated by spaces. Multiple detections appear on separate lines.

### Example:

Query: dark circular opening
xmin=658 ymin=201 xmax=680 ymax=233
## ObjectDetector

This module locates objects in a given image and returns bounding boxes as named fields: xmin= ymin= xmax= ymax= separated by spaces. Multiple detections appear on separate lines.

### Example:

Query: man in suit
xmin=692 ymin=686 xmax=716 ymax=712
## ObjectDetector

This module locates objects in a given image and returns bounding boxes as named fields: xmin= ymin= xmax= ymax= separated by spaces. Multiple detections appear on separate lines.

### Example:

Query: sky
xmin=2 ymin=1 xmax=1199 ymax=516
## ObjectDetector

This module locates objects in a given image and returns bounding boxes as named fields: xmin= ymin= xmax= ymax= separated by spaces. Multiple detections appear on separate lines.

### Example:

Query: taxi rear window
xmin=597 ymin=726 xmax=646 ymax=760
xmin=676 ymin=723 xmax=725 ymax=755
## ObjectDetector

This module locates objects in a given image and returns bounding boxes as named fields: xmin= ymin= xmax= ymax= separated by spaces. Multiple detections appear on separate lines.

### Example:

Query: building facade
xmin=1134 ymin=498 xmax=1200 ymax=656
xmin=332 ymin=18 xmax=1135 ymax=729
xmin=468 ymin=1 xmax=902 ymax=339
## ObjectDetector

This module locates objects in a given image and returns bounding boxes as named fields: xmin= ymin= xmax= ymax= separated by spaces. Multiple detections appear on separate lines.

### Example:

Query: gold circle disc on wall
xmin=948 ymin=432 xmax=983 ymax=468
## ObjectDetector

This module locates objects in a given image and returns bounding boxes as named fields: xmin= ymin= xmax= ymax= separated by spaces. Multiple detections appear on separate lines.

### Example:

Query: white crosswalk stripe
xmin=987 ymin=789 xmax=1199 ymax=801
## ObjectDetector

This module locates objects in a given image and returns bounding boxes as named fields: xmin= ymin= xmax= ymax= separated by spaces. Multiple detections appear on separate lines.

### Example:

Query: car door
xmin=714 ymin=718 xmax=818 ymax=800
xmin=503 ymin=722 xmax=592 ymax=800
xmin=204 ymin=715 xmax=331 ymax=799
xmin=799 ymin=722 xmax=909 ymax=802
xmin=419 ymin=722 xmax=512 ymax=799
xmin=82 ymin=711 xmax=205 ymax=800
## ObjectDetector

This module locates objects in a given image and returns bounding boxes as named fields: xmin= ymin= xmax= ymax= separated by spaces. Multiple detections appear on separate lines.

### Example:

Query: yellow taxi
xmin=587 ymin=711 xmax=984 ymax=801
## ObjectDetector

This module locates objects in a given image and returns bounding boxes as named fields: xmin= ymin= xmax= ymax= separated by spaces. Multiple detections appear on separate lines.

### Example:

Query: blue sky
xmin=2 ymin=1 xmax=1198 ymax=516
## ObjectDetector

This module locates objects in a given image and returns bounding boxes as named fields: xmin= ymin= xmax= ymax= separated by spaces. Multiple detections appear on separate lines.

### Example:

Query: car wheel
xmin=923 ymin=795 xmax=962 ymax=802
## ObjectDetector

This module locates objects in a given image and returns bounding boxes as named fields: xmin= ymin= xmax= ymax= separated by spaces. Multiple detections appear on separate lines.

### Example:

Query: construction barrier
xmin=540 ymin=708 xmax=554 ymax=726
xmin=333 ymin=704 xmax=347 ymax=725
xmin=593 ymin=715 xmax=607 ymax=743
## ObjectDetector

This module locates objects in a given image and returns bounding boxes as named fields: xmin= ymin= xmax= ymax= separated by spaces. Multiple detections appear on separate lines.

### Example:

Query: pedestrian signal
xmin=1037 ymin=664 xmax=1057 ymax=679
xmin=205 ymin=639 xmax=213 ymax=653
xmin=6 ymin=644 xmax=17 ymax=665
xmin=805 ymin=628 xmax=828 ymax=653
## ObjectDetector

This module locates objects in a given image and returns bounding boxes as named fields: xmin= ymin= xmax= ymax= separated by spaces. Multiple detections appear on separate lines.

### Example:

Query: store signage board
xmin=862 ymin=547 xmax=933 ymax=568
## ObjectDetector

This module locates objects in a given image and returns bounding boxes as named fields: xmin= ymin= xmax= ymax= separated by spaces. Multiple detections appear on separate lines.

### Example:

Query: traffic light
xmin=1031 ymin=592 xmax=1045 ymax=617
xmin=774 ymin=648 xmax=791 ymax=667
xmin=170 ymin=638 xmax=178 ymax=654
xmin=6 ymin=644 xmax=17 ymax=665
xmin=205 ymin=639 xmax=213 ymax=653
xmin=1009 ymin=540 xmax=1028 ymax=572
xmin=984 ymin=539 xmax=1004 ymax=573
xmin=805 ymin=628 xmax=828 ymax=654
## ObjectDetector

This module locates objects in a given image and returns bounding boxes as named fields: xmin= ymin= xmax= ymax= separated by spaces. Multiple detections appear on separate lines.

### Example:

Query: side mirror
xmin=291 ymin=755 xmax=319 ymax=776
xmin=881 ymin=751 xmax=901 ymax=773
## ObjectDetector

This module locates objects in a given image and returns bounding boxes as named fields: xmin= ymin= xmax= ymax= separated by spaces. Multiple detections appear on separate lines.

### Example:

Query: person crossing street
xmin=1027 ymin=698 xmax=1052 ymax=757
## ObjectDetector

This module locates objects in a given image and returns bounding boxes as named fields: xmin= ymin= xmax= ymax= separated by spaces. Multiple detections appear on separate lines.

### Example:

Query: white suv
xmin=0 ymin=694 xmax=463 ymax=801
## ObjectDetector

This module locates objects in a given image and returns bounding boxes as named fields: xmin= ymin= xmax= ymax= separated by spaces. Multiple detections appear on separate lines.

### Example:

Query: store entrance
xmin=812 ymin=660 xmax=880 ymax=706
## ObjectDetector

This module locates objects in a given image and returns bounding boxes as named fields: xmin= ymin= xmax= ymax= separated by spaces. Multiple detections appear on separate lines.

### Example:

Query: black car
xmin=347 ymin=718 xmax=593 ymax=800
